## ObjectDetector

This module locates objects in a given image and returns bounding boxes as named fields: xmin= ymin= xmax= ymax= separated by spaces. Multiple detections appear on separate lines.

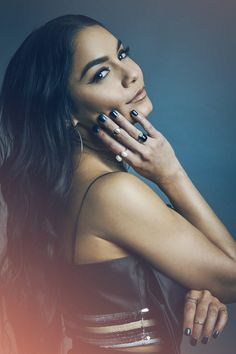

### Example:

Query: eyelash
xmin=91 ymin=46 xmax=130 ymax=83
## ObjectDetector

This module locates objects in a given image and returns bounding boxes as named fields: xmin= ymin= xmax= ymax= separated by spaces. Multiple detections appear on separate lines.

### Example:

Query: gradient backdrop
xmin=0 ymin=1 xmax=235 ymax=353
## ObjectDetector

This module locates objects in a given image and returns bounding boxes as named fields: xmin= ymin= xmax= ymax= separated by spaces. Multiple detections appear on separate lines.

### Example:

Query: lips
xmin=127 ymin=86 xmax=145 ymax=104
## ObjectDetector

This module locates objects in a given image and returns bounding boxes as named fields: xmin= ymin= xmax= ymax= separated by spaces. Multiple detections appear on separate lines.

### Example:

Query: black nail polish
xmin=97 ymin=113 xmax=107 ymax=123
xmin=130 ymin=110 xmax=138 ymax=117
xmin=190 ymin=338 xmax=198 ymax=346
xmin=202 ymin=337 xmax=209 ymax=344
xmin=184 ymin=328 xmax=192 ymax=336
xmin=213 ymin=330 xmax=220 ymax=339
xmin=109 ymin=110 xmax=118 ymax=119
xmin=92 ymin=124 xmax=100 ymax=134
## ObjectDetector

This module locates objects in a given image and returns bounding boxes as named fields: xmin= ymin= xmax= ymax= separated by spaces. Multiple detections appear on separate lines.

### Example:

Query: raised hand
xmin=92 ymin=109 xmax=183 ymax=185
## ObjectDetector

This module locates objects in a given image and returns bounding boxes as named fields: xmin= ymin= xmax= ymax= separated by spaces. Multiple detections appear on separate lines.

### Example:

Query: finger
xmin=191 ymin=290 xmax=213 ymax=345
xmin=212 ymin=306 xmax=228 ymax=340
xmin=200 ymin=302 xmax=219 ymax=344
xmin=129 ymin=109 xmax=160 ymax=138
xmin=109 ymin=109 xmax=148 ymax=143
xmin=183 ymin=290 xmax=201 ymax=336
xmin=191 ymin=301 xmax=209 ymax=344
xmin=183 ymin=300 xmax=197 ymax=336
xmin=97 ymin=113 xmax=146 ymax=154
xmin=191 ymin=290 xmax=218 ymax=345
xmin=92 ymin=125 xmax=140 ymax=166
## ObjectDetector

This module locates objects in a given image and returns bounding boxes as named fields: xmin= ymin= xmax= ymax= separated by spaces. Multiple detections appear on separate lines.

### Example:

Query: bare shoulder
xmin=87 ymin=170 xmax=171 ymax=241
xmin=87 ymin=170 xmax=162 ymax=205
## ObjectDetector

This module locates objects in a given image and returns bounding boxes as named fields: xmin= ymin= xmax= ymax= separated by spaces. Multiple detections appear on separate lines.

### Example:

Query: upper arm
xmin=87 ymin=172 xmax=236 ymax=302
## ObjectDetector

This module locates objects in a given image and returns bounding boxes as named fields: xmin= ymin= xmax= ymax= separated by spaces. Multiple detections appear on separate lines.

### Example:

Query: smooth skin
xmin=64 ymin=24 xmax=235 ymax=352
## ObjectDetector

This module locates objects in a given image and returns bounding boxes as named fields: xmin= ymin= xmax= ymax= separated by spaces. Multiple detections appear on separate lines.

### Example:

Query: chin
xmin=136 ymin=96 xmax=153 ymax=118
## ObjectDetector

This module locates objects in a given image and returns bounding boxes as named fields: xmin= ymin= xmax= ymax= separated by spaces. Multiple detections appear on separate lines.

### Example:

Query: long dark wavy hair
xmin=0 ymin=14 xmax=106 ymax=353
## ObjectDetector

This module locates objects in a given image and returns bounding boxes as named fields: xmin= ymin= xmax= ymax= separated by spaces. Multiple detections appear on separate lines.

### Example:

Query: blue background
xmin=0 ymin=1 xmax=235 ymax=353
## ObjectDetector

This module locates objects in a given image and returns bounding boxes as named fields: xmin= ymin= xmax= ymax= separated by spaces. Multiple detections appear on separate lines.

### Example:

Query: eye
xmin=118 ymin=46 xmax=130 ymax=60
xmin=91 ymin=45 xmax=131 ymax=84
xmin=92 ymin=67 xmax=110 ymax=83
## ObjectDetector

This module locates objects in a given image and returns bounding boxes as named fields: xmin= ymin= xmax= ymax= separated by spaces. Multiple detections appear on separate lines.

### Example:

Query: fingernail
xmin=190 ymin=338 xmax=198 ymax=346
xmin=92 ymin=124 xmax=100 ymax=134
xmin=97 ymin=113 xmax=107 ymax=123
xmin=213 ymin=330 xmax=220 ymax=339
xmin=184 ymin=328 xmax=192 ymax=336
xmin=201 ymin=337 xmax=209 ymax=344
xmin=130 ymin=110 xmax=138 ymax=117
xmin=109 ymin=110 xmax=119 ymax=119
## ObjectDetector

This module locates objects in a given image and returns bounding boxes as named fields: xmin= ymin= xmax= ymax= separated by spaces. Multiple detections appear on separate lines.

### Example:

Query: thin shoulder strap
xmin=72 ymin=171 xmax=122 ymax=264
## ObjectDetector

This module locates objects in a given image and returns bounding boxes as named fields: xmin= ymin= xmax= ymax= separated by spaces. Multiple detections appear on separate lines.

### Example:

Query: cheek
xmin=75 ymin=87 xmax=125 ymax=116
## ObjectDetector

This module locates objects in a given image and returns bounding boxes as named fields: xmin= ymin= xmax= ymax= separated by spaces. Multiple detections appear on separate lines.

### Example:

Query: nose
xmin=121 ymin=63 xmax=139 ymax=88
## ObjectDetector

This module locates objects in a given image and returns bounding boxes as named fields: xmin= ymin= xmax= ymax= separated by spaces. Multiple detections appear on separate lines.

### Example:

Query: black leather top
xmin=61 ymin=254 xmax=187 ymax=354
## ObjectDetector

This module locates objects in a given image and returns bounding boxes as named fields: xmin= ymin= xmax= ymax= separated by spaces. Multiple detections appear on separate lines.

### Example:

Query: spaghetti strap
xmin=72 ymin=171 xmax=123 ymax=264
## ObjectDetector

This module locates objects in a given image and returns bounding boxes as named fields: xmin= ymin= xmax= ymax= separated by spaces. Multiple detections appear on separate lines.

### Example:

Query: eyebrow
xmin=79 ymin=38 xmax=123 ymax=81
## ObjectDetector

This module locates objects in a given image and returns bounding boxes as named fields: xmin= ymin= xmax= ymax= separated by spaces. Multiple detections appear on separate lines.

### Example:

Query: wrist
xmin=154 ymin=164 xmax=188 ymax=194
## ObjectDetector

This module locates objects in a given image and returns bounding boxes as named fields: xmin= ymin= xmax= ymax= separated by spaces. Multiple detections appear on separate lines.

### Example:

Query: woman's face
xmin=68 ymin=25 xmax=153 ymax=128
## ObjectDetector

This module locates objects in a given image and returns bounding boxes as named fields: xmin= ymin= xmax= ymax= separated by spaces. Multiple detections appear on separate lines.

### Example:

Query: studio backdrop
xmin=0 ymin=1 xmax=235 ymax=354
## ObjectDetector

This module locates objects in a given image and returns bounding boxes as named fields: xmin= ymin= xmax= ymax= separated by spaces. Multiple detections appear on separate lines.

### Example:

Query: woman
xmin=0 ymin=14 xmax=235 ymax=354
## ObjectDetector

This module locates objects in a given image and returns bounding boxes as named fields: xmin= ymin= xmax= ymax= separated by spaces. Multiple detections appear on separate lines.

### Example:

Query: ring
xmin=186 ymin=297 xmax=198 ymax=304
xmin=120 ymin=149 xmax=128 ymax=158
xmin=115 ymin=154 xmax=123 ymax=162
xmin=137 ymin=131 xmax=148 ymax=143
xmin=186 ymin=299 xmax=198 ymax=304
xmin=219 ymin=308 xmax=228 ymax=313
xmin=194 ymin=319 xmax=205 ymax=325
xmin=113 ymin=127 xmax=121 ymax=136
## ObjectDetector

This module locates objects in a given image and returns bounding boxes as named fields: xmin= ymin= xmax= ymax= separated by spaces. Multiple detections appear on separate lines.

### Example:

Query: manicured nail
xmin=130 ymin=110 xmax=138 ymax=117
xmin=213 ymin=330 xmax=220 ymax=339
xmin=190 ymin=338 xmax=198 ymax=346
xmin=184 ymin=328 xmax=192 ymax=336
xmin=109 ymin=110 xmax=119 ymax=119
xmin=97 ymin=113 xmax=107 ymax=123
xmin=201 ymin=337 xmax=209 ymax=344
xmin=92 ymin=124 xmax=100 ymax=134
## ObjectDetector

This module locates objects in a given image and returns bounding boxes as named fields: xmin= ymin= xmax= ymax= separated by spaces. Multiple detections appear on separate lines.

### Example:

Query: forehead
xmin=72 ymin=25 xmax=117 ymax=70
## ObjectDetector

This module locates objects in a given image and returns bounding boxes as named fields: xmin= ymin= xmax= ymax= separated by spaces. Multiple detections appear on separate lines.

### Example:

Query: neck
xmin=73 ymin=122 xmax=129 ymax=172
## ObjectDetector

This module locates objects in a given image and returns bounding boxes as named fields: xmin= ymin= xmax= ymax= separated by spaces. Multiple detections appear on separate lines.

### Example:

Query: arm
xmin=86 ymin=172 xmax=236 ymax=303
xmin=91 ymin=108 xmax=236 ymax=262
xmin=164 ymin=173 xmax=231 ymax=343
xmin=159 ymin=166 xmax=236 ymax=262
xmin=92 ymin=108 xmax=236 ymax=262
